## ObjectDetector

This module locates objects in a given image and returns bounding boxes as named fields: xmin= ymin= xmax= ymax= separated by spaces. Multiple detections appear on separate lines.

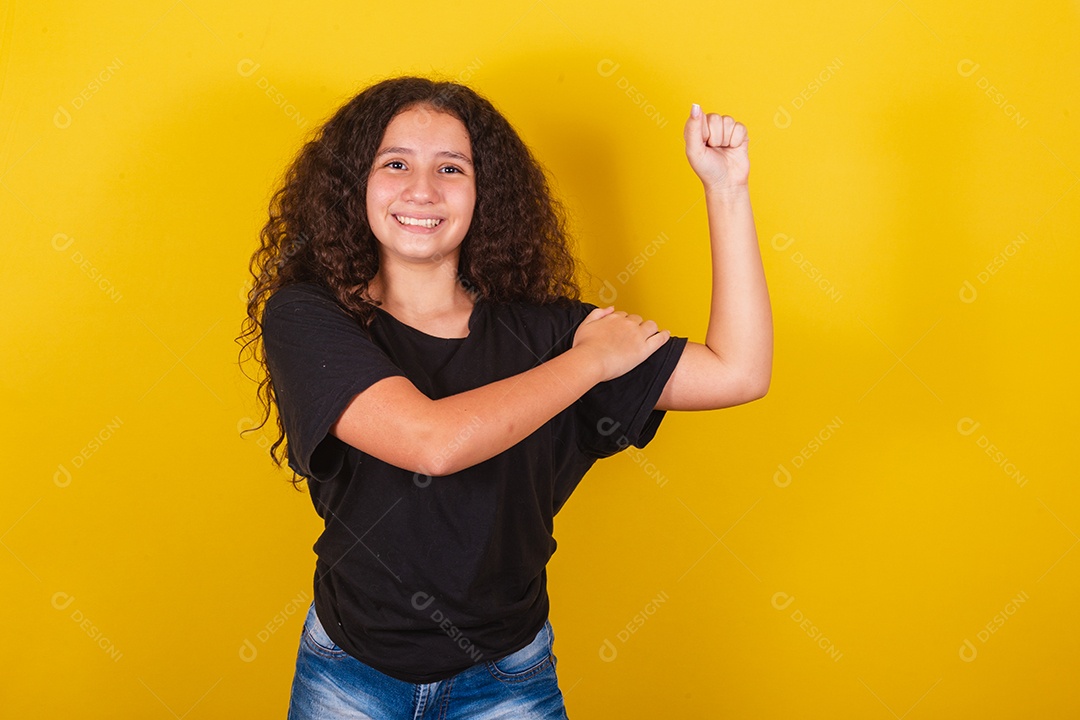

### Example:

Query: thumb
xmin=683 ymin=103 xmax=707 ymax=161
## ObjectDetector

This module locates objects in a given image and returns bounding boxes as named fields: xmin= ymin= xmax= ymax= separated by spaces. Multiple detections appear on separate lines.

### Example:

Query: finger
xmin=585 ymin=306 xmax=614 ymax=322
xmin=702 ymin=113 xmax=719 ymax=147
xmin=730 ymin=120 xmax=748 ymax=148
xmin=683 ymin=103 xmax=704 ymax=157
xmin=704 ymin=115 xmax=743 ymax=147
xmin=723 ymin=115 xmax=737 ymax=145
xmin=646 ymin=329 xmax=671 ymax=351
xmin=705 ymin=114 xmax=729 ymax=147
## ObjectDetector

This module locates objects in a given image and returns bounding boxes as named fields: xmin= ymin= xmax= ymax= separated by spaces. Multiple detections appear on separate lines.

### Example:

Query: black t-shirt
xmin=261 ymin=281 xmax=688 ymax=683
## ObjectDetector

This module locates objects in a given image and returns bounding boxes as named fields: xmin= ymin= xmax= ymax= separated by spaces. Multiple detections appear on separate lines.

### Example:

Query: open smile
xmin=394 ymin=214 xmax=443 ymax=229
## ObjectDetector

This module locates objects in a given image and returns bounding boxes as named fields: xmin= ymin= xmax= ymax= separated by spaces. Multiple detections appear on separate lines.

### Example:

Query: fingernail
xmin=691 ymin=103 xmax=701 ymax=118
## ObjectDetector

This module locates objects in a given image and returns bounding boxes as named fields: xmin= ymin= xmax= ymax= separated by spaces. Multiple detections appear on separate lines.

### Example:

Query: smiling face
xmin=366 ymin=104 xmax=476 ymax=270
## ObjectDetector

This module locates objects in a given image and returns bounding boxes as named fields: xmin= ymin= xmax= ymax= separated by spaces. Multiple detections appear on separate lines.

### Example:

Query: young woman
xmin=239 ymin=76 xmax=771 ymax=719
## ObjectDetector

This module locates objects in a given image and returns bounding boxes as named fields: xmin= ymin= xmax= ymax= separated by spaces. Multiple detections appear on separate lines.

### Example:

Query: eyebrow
xmin=374 ymin=146 xmax=474 ymax=166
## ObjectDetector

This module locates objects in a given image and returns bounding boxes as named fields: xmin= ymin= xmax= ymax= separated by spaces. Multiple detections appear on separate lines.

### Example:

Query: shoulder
xmin=261 ymin=282 xmax=370 ymax=342
xmin=265 ymin=282 xmax=338 ymax=311
xmin=498 ymin=296 xmax=596 ymax=323
xmin=263 ymin=283 xmax=356 ymax=327
xmin=484 ymin=296 xmax=598 ymax=351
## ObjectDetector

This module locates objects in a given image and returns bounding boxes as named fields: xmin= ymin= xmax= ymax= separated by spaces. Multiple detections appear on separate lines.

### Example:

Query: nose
xmin=402 ymin=170 xmax=437 ymax=203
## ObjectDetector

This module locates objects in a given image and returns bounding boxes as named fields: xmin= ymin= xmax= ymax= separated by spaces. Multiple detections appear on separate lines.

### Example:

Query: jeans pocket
xmin=301 ymin=602 xmax=349 ymax=660
xmin=486 ymin=619 xmax=553 ymax=682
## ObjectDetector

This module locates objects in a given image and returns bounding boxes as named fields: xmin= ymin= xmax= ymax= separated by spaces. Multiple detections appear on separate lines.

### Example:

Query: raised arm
xmin=655 ymin=105 xmax=773 ymax=411
xmin=331 ymin=306 xmax=670 ymax=477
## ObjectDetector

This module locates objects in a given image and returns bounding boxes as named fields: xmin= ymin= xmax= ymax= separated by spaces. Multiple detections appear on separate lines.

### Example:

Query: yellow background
xmin=3 ymin=1 xmax=1078 ymax=717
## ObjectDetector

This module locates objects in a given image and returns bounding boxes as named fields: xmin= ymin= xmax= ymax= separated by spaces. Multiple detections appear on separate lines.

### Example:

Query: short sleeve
xmin=261 ymin=283 xmax=406 ymax=482
xmin=570 ymin=302 xmax=689 ymax=460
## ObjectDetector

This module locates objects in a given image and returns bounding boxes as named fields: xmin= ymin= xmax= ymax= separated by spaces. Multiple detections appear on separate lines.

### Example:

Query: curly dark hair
xmin=236 ymin=75 xmax=584 ymax=489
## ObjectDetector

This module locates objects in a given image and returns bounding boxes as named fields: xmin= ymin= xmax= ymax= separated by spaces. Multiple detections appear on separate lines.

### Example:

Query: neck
xmin=368 ymin=254 xmax=472 ymax=318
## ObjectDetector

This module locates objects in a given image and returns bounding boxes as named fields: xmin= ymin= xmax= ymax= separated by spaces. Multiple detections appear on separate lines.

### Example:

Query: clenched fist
xmin=684 ymin=103 xmax=750 ymax=192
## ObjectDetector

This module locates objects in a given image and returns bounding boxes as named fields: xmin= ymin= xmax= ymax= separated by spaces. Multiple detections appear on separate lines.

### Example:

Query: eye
xmin=440 ymin=165 xmax=463 ymax=174
xmin=385 ymin=160 xmax=405 ymax=170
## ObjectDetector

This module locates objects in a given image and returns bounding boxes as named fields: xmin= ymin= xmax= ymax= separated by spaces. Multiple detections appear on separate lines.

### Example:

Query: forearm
xmin=703 ymin=184 xmax=773 ymax=390
xmin=424 ymin=346 xmax=604 ymax=476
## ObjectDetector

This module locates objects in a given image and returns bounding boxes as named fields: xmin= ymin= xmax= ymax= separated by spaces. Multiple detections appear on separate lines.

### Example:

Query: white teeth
xmin=395 ymin=215 xmax=442 ymax=228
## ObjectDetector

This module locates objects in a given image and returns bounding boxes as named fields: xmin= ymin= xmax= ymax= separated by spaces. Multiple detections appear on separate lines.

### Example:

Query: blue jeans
xmin=287 ymin=601 xmax=570 ymax=719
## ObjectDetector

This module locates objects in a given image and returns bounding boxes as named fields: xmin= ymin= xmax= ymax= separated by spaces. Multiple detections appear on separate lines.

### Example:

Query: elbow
xmin=749 ymin=380 xmax=770 ymax=401
xmin=422 ymin=449 xmax=457 ymax=478
xmin=408 ymin=413 xmax=454 ymax=479
xmin=744 ymin=370 xmax=771 ymax=401
xmin=414 ymin=397 xmax=485 ymax=478
xmin=747 ymin=352 xmax=773 ymax=400
xmin=415 ymin=432 xmax=455 ymax=479
xmin=415 ymin=415 xmax=470 ymax=478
